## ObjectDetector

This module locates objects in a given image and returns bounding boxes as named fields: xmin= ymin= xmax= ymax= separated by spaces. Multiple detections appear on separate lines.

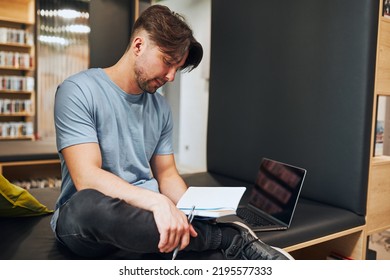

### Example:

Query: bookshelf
xmin=0 ymin=0 xmax=35 ymax=140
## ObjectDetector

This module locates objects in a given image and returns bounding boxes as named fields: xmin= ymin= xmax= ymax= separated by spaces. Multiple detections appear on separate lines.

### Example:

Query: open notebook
xmin=177 ymin=186 xmax=246 ymax=218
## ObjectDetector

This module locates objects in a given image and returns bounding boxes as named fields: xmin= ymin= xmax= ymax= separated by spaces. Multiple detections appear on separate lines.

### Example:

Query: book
xmin=326 ymin=251 xmax=353 ymax=260
xmin=177 ymin=186 xmax=246 ymax=218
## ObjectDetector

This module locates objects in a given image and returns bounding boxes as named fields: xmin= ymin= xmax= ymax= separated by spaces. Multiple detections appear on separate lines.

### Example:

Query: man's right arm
xmin=61 ymin=142 xmax=161 ymax=208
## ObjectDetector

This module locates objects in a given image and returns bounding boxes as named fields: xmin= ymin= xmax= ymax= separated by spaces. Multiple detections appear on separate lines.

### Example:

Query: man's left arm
xmin=150 ymin=153 xmax=188 ymax=204
xmin=150 ymin=153 xmax=197 ymax=249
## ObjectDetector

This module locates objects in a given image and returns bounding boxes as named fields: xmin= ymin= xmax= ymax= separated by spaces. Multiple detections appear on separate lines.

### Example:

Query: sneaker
xmin=222 ymin=222 xmax=294 ymax=260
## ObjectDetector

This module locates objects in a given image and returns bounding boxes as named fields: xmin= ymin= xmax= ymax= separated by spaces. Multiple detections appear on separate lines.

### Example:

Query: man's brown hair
xmin=131 ymin=5 xmax=203 ymax=72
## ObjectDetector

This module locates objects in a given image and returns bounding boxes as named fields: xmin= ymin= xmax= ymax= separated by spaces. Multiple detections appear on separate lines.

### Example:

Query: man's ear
xmin=132 ymin=36 xmax=144 ymax=56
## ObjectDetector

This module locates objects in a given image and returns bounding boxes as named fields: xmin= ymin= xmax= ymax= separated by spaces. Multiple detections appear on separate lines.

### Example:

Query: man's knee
xmin=58 ymin=189 xmax=109 ymax=227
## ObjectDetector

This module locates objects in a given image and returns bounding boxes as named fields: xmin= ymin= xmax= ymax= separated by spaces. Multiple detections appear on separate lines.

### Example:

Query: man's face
xmin=134 ymin=44 xmax=188 ymax=93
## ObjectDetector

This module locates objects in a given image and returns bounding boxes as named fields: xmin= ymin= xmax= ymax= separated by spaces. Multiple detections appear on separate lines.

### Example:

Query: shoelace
xmin=241 ymin=238 xmax=268 ymax=260
xmin=226 ymin=236 xmax=267 ymax=260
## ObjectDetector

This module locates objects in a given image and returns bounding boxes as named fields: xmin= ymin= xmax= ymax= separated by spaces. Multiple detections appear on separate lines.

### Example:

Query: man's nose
xmin=165 ymin=67 xmax=176 ymax=82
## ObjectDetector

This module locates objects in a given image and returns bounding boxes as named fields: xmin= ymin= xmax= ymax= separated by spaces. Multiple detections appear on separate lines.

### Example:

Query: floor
xmin=368 ymin=229 xmax=390 ymax=260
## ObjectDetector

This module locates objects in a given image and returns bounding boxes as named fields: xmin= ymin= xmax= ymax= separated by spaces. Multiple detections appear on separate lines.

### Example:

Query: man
xmin=51 ymin=4 xmax=291 ymax=260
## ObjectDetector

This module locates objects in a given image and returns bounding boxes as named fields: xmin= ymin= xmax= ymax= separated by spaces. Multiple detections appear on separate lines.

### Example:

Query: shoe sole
xmin=228 ymin=221 xmax=295 ymax=260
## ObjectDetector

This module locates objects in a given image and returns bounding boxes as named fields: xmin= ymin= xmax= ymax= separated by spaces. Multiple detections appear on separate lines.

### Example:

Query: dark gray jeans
xmin=55 ymin=189 xmax=224 ymax=259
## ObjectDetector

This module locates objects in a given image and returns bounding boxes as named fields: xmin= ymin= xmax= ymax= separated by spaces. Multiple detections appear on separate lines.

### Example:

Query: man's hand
xmin=152 ymin=195 xmax=198 ymax=253
xmin=149 ymin=154 xmax=197 ymax=253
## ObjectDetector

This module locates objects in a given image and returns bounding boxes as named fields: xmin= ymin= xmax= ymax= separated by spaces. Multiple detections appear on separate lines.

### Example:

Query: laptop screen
xmin=248 ymin=158 xmax=307 ymax=225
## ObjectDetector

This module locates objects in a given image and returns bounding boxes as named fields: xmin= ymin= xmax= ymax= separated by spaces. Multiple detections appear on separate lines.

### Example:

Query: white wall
xmin=157 ymin=0 xmax=211 ymax=173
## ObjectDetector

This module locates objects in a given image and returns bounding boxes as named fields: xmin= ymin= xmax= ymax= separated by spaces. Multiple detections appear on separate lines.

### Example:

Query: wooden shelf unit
xmin=365 ymin=0 xmax=390 ymax=255
xmin=288 ymin=226 xmax=366 ymax=260
xmin=0 ymin=159 xmax=61 ymax=182
xmin=0 ymin=0 xmax=35 ymax=141
xmin=0 ymin=0 xmax=35 ymax=25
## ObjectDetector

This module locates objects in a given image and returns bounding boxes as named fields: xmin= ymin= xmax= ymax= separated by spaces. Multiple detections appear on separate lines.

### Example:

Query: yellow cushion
xmin=0 ymin=174 xmax=53 ymax=217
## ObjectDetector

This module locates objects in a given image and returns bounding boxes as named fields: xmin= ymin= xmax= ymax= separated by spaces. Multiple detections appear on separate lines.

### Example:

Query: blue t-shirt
xmin=54 ymin=68 xmax=174 ymax=209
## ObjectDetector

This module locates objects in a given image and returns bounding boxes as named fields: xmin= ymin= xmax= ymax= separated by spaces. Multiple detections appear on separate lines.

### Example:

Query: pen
xmin=172 ymin=205 xmax=196 ymax=260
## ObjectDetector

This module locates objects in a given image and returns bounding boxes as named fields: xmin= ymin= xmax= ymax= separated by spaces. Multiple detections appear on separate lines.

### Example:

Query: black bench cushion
xmin=0 ymin=174 xmax=365 ymax=259
xmin=182 ymin=172 xmax=365 ymax=249
xmin=0 ymin=188 xmax=70 ymax=260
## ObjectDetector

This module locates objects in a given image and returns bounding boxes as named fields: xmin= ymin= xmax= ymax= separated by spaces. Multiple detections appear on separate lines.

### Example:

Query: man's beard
xmin=137 ymin=79 xmax=158 ymax=94
xmin=134 ymin=65 xmax=159 ymax=94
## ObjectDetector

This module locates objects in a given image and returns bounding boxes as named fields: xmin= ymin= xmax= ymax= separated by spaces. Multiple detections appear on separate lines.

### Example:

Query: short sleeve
xmin=153 ymin=96 xmax=174 ymax=155
xmin=54 ymin=80 xmax=98 ymax=152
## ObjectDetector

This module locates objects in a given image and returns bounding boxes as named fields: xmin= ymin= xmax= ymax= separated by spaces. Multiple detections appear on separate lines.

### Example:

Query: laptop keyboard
xmin=237 ymin=207 xmax=274 ymax=227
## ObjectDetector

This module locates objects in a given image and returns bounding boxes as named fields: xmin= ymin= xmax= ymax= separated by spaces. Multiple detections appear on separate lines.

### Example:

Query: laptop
xmin=217 ymin=158 xmax=307 ymax=232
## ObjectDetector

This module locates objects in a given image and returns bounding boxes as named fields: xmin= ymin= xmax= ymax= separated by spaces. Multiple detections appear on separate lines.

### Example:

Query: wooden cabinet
xmin=0 ymin=0 xmax=35 ymax=140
